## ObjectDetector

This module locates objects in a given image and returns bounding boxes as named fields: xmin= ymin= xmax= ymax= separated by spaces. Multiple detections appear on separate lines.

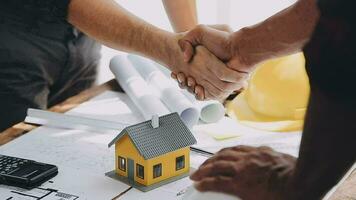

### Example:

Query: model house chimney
xmin=151 ymin=115 xmax=159 ymax=128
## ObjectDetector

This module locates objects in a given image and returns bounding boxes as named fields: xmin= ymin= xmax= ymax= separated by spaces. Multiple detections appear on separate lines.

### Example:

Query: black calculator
xmin=0 ymin=154 xmax=58 ymax=189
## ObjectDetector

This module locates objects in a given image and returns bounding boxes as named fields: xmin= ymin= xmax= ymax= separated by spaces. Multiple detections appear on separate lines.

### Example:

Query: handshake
xmin=165 ymin=25 xmax=255 ymax=101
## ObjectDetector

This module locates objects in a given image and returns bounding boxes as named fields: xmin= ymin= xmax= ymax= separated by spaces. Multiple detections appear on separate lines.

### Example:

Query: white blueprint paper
xmin=0 ymin=92 xmax=208 ymax=200
xmin=0 ymin=91 xmax=303 ymax=200
xmin=0 ymin=167 xmax=130 ymax=200
xmin=193 ymin=117 xmax=302 ymax=157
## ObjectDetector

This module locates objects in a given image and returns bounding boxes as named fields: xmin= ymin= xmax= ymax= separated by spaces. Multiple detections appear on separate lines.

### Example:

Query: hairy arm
xmin=223 ymin=1 xmax=356 ymax=198
xmin=233 ymin=0 xmax=320 ymax=66
xmin=68 ymin=0 xmax=177 ymax=69
xmin=226 ymin=0 xmax=356 ymax=198
xmin=163 ymin=0 xmax=198 ymax=32
xmin=181 ymin=0 xmax=320 ymax=68
xmin=287 ymin=87 xmax=356 ymax=199
xmin=178 ymin=0 xmax=320 ymax=97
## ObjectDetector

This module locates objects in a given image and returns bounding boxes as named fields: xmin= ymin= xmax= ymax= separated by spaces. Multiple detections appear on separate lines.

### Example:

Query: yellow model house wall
xmin=115 ymin=134 xmax=148 ymax=185
xmin=146 ymin=147 xmax=190 ymax=186
xmin=115 ymin=134 xmax=191 ymax=186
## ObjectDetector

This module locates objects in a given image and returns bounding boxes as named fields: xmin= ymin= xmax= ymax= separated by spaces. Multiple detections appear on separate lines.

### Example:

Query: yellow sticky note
xmin=239 ymin=120 xmax=304 ymax=132
xmin=203 ymin=131 xmax=242 ymax=141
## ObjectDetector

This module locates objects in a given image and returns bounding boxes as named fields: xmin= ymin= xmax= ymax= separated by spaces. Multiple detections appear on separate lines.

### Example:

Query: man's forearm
xmin=163 ymin=0 xmax=198 ymax=32
xmin=233 ymin=0 xmax=320 ymax=66
xmin=286 ymin=87 xmax=356 ymax=199
xmin=68 ymin=0 xmax=177 ymax=68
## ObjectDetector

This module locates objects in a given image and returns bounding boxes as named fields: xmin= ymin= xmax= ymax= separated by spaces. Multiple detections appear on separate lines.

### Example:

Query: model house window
xmin=118 ymin=156 xmax=126 ymax=172
xmin=176 ymin=155 xmax=185 ymax=171
xmin=153 ymin=164 xmax=162 ymax=178
xmin=136 ymin=164 xmax=144 ymax=179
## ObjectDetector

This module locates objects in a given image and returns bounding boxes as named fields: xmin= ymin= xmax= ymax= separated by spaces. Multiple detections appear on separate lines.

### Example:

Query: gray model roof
xmin=108 ymin=113 xmax=197 ymax=160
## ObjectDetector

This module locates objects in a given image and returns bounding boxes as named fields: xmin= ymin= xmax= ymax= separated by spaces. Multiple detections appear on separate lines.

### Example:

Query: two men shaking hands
xmin=68 ymin=0 xmax=356 ymax=199
xmin=1 ymin=0 xmax=354 ymax=199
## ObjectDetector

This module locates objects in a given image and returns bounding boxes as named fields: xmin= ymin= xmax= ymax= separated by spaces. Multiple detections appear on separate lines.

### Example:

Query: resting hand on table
xmin=172 ymin=25 xmax=252 ymax=100
xmin=190 ymin=146 xmax=296 ymax=200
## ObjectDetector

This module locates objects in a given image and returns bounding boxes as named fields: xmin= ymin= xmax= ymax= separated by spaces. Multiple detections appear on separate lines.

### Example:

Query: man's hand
xmin=172 ymin=25 xmax=251 ymax=100
xmin=191 ymin=146 xmax=296 ymax=200
xmin=179 ymin=25 xmax=250 ymax=72
xmin=165 ymin=35 xmax=247 ymax=101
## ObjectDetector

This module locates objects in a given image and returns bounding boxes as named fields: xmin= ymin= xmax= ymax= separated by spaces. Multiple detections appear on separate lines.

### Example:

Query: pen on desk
xmin=112 ymin=186 xmax=133 ymax=200
xmin=190 ymin=147 xmax=214 ymax=157
xmin=177 ymin=187 xmax=188 ymax=196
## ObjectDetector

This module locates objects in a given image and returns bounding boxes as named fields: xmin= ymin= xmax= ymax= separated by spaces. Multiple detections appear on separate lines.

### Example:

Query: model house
xmin=108 ymin=113 xmax=197 ymax=191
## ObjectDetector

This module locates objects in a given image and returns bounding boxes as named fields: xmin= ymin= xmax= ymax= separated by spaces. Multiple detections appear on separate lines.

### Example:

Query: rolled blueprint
xmin=128 ymin=55 xmax=199 ymax=127
xmin=109 ymin=55 xmax=170 ymax=120
xmin=153 ymin=60 xmax=225 ymax=123
xmin=25 ymin=108 xmax=127 ymax=133
xmin=182 ymin=91 xmax=225 ymax=123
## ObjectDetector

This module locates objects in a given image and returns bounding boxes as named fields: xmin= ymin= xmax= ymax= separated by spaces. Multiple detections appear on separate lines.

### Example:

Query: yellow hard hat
xmin=226 ymin=52 xmax=310 ymax=132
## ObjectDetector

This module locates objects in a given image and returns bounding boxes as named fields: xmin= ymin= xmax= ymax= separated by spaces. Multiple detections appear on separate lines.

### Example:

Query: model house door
xmin=127 ymin=158 xmax=134 ymax=183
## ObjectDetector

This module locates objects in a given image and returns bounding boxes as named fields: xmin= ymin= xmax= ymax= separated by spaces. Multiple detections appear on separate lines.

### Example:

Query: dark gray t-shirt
xmin=0 ymin=0 xmax=70 ymax=23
